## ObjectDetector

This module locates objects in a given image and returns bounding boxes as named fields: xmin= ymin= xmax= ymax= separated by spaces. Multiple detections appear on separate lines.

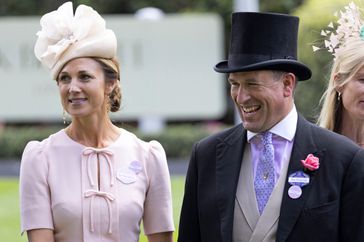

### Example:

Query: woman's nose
xmin=69 ymin=81 xmax=81 ymax=93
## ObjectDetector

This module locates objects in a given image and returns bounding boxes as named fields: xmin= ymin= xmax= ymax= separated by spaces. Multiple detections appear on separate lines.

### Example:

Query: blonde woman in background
xmin=19 ymin=2 xmax=174 ymax=242
xmin=317 ymin=3 xmax=364 ymax=147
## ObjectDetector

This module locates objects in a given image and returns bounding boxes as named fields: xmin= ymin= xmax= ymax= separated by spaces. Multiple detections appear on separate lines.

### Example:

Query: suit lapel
xmin=276 ymin=116 xmax=325 ymax=242
xmin=216 ymin=125 xmax=246 ymax=242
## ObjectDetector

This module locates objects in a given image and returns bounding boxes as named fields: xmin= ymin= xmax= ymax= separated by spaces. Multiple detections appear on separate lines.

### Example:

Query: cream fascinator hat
xmin=312 ymin=2 xmax=364 ymax=60
xmin=34 ymin=1 xmax=117 ymax=80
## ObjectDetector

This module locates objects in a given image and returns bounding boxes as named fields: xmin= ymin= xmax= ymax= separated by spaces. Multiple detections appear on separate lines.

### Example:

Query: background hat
xmin=214 ymin=12 xmax=311 ymax=81
xmin=34 ymin=1 xmax=117 ymax=80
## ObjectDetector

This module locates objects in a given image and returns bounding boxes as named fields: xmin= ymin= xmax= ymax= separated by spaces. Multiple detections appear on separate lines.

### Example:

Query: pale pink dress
xmin=20 ymin=128 xmax=175 ymax=242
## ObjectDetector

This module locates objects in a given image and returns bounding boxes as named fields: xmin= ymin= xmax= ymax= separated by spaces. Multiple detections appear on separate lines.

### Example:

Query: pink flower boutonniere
xmin=287 ymin=154 xmax=319 ymax=199
xmin=301 ymin=154 xmax=319 ymax=171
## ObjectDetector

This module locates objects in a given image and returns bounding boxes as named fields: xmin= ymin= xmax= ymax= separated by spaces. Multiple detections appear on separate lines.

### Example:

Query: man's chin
xmin=242 ymin=122 xmax=262 ymax=133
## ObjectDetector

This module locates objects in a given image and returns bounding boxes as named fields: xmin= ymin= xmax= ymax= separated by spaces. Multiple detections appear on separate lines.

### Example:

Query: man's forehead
xmin=228 ymin=70 xmax=273 ymax=80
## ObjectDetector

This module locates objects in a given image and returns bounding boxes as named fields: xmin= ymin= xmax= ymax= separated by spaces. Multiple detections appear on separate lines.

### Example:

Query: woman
xmin=317 ymin=3 xmax=364 ymax=147
xmin=19 ymin=2 xmax=174 ymax=242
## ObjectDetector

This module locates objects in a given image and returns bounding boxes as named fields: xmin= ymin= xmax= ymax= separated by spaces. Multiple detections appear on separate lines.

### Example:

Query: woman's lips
xmin=69 ymin=98 xmax=87 ymax=104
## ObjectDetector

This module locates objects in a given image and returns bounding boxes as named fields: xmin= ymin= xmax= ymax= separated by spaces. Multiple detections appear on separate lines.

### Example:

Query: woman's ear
xmin=333 ymin=73 xmax=343 ymax=94
xmin=105 ymin=79 xmax=117 ymax=95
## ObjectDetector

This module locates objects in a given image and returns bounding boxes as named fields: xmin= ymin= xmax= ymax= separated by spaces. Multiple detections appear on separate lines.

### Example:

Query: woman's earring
xmin=337 ymin=92 xmax=342 ymax=101
xmin=63 ymin=109 xmax=67 ymax=125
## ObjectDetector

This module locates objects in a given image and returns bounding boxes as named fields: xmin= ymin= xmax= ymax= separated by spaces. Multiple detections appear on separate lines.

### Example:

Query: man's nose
xmin=236 ymin=86 xmax=250 ymax=103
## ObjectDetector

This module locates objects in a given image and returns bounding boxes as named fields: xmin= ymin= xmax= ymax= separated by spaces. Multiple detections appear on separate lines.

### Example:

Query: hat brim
xmin=214 ymin=59 xmax=311 ymax=81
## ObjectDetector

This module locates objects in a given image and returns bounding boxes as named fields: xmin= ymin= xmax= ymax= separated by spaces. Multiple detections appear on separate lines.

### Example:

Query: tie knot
xmin=261 ymin=132 xmax=273 ymax=146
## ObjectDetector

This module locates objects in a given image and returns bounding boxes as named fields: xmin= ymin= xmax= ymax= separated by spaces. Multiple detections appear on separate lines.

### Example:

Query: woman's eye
xmin=80 ymin=74 xmax=91 ymax=81
xmin=58 ymin=75 xmax=70 ymax=83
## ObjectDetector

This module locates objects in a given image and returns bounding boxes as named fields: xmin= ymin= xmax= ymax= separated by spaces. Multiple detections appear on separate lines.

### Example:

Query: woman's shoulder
xmin=118 ymin=128 xmax=166 ymax=161
xmin=22 ymin=129 xmax=66 ymax=162
xmin=21 ymin=139 xmax=48 ymax=170
xmin=119 ymin=128 xmax=161 ymax=147
xmin=19 ymin=131 xmax=68 ymax=195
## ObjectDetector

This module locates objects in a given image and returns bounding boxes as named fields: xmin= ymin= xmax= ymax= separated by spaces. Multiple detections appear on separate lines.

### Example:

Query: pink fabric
xmin=20 ymin=129 xmax=174 ymax=242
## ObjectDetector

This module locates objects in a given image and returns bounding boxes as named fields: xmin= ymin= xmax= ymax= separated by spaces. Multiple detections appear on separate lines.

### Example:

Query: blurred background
xmin=0 ymin=0 xmax=356 ymax=241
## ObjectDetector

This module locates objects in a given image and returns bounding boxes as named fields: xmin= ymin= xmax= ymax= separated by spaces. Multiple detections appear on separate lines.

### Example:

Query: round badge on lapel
xmin=288 ymin=185 xmax=302 ymax=199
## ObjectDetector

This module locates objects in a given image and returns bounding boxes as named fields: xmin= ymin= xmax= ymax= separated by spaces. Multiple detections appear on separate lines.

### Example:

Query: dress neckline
xmin=60 ymin=128 xmax=124 ymax=149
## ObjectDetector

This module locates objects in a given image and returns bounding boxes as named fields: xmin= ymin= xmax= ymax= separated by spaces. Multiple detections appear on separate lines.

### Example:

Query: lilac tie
xmin=254 ymin=132 xmax=275 ymax=214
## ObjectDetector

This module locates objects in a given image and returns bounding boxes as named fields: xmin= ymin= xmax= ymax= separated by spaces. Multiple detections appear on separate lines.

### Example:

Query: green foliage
xmin=136 ymin=124 xmax=215 ymax=159
xmin=0 ymin=0 xmax=232 ymax=15
xmin=0 ymin=124 xmax=228 ymax=159
xmin=0 ymin=126 xmax=61 ymax=159
xmin=260 ymin=0 xmax=304 ymax=13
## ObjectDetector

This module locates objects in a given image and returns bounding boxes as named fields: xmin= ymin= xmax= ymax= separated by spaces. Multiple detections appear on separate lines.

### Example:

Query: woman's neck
xmin=65 ymin=115 xmax=121 ymax=148
xmin=339 ymin=112 xmax=364 ymax=147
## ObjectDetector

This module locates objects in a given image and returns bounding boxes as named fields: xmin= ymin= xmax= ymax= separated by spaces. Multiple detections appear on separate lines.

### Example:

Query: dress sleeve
xmin=19 ymin=141 xmax=54 ymax=234
xmin=142 ymin=140 xmax=175 ymax=235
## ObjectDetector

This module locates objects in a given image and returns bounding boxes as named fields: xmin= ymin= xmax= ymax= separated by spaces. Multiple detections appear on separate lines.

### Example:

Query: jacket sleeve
xmin=340 ymin=148 xmax=364 ymax=241
xmin=178 ymin=142 xmax=201 ymax=242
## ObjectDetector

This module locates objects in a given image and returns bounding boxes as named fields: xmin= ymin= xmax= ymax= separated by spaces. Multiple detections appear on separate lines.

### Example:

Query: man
xmin=178 ymin=12 xmax=364 ymax=242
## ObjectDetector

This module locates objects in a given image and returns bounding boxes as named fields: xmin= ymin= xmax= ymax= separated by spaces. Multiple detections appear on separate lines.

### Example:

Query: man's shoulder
xmin=298 ymin=116 xmax=359 ymax=151
xmin=198 ymin=124 xmax=244 ymax=146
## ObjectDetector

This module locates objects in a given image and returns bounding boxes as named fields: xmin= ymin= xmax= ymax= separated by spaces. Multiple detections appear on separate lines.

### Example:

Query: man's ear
xmin=282 ymin=72 xmax=296 ymax=97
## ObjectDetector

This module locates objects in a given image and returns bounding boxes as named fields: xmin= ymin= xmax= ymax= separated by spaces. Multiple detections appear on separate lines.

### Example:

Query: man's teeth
xmin=243 ymin=106 xmax=259 ymax=113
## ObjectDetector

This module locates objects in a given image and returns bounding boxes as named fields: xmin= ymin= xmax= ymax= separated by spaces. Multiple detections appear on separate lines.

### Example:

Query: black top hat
xmin=214 ymin=12 xmax=311 ymax=81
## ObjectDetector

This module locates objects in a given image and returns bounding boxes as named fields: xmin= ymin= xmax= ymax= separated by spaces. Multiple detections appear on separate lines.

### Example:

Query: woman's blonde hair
xmin=94 ymin=57 xmax=122 ymax=112
xmin=318 ymin=38 xmax=364 ymax=131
